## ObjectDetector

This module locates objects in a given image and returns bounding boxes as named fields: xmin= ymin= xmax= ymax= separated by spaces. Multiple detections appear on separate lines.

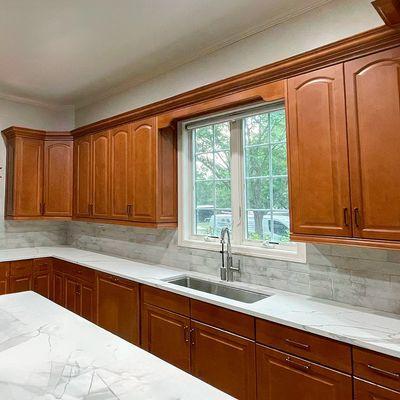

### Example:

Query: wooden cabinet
xmin=74 ymin=135 xmax=92 ymax=218
xmin=141 ymin=303 xmax=191 ymax=372
xmin=33 ymin=258 xmax=52 ymax=299
xmin=0 ymin=262 xmax=9 ymax=295
xmin=3 ymin=128 xmax=73 ymax=220
xmin=53 ymin=268 xmax=64 ymax=306
xmin=72 ymin=117 xmax=177 ymax=227
xmin=257 ymin=344 xmax=352 ymax=400
xmin=43 ymin=138 xmax=73 ymax=217
xmin=287 ymin=64 xmax=351 ymax=237
xmin=354 ymin=378 xmax=400 ymax=400
xmin=9 ymin=259 xmax=33 ymax=293
xmin=97 ymin=272 xmax=140 ymax=344
xmin=191 ymin=320 xmax=256 ymax=400
xmin=345 ymin=46 xmax=400 ymax=242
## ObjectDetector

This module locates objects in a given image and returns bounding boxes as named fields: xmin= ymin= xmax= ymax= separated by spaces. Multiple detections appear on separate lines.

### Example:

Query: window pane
xmin=243 ymin=107 xmax=289 ymax=244
xmin=192 ymin=123 xmax=232 ymax=237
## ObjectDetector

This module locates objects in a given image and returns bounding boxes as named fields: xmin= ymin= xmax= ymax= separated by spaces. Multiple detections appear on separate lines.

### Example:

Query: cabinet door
xmin=33 ymin=272 xmax=51 ymax=298
xmin=97 ymin=273 xmax=139 ymax=344
xmin=9 ymin=276 xmax=32 ymax=293
xmin=130 ymin=118 xmax=156 ymax=221
xmin=191 ymin=321 xmax=256 ymax=400
xmin=141 ymin=303 xmax=190 ymax=372
xmin=74 ymin=135 xmax=92 ymax=217
xmin=80 ymin=283 xmax=96 ymax=322
xmin=65 ymin=277 xmax=80 ymax=314
xmin=287 ymin=64 xmax=351 ymax=237
xmin=43 ymin=140 xmax=73 ymax=217
xmin=110 ymin=125 xmax=130 ymax=220
xmin=14 ymin=137 xmax=44 ymax=217
xmin=257 ymin=344 xmax=352 ymax=400
xmin=0 ymin=262 xmax=9 ymax=295
xmin=354 ymin=378 xmax=400 ymax=400
xmin=92 ymin=131 xmax=111 ymax=218
xmin=345 ymin=46 xmax=400 ymax=241
xmin=53 ymin=271 xmax=64 ymax=306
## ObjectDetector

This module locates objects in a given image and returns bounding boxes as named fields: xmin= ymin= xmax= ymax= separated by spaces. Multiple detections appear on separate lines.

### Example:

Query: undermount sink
xmin=166 ymin=276 xmax=270 ymax=304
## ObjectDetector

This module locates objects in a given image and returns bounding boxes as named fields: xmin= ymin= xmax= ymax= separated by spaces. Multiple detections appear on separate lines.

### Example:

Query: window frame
xmin=178 ymin=102 xmax=306 ymax=263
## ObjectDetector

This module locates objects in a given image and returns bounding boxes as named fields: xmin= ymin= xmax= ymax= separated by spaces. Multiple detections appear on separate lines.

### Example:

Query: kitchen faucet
xmin=219 ymin=227 xmax=240 ymax=281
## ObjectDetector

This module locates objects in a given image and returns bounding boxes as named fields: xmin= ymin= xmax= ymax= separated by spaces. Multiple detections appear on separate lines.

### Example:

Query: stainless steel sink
xmin=166 ymin=276 xmax=270 ymax=303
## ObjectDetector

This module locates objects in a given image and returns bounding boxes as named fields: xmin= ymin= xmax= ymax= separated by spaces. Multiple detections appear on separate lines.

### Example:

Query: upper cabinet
xmin=3 ymin=128 xmax=73 ymax=220
xmin=73 ymin=116 xmax=177 ymax=227
xmin=287 ymin=46 xmax=400 ymax=248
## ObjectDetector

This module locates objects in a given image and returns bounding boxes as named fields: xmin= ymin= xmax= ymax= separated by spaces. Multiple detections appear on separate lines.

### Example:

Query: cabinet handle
xmin=343 ymin=208 xmax=349 ymax=226
xmin=113 ymin=277 xmax=119 ymax=283
xmin=285 ymin=357 xmax=310 ymax=371
xmin=184 ymin=326 xmax=190 ymax=342
xmin=75 ymin=285 xmax=81 ymax=295
xmin=190 ymin=328 xmax=195 ymax=345
xmin=285 ymin=338 xmax=310 ymax=350
xmin=354 ymin=208 xmax=360 ymax=227
xmin=367 ymin=364 xmax=400 ymax=380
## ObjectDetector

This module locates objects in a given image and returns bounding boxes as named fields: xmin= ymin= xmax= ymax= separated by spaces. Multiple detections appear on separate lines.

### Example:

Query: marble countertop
xmin=0 ymin=291 xmax=233 ymax=400
xmin=3 ymin=246 xmax=400 ymax=359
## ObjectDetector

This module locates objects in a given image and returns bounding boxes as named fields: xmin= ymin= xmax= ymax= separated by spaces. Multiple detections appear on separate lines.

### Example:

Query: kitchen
xmin=1 ymin=0 xmax=400 ymax=399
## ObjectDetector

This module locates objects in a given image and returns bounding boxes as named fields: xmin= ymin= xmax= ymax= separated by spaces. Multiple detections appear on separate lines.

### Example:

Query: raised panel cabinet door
xmin=14 ymin=137 xmax=44 ymax=216
xmin=110 ymin=125 xmax=130 ymax=220
xmin=256 ymin=344 xmax=352 ymax=400
xmin=43 ymin=140 xmax=73 ymax=217
xmin=33 ymin=272 xmax=51 ymax=299
xmin=0 ymin=262 xmax=10 ymax=295
xmin=65 ymin=277 xmax=80 ymax=314
xmin=97 ymin=273 xmax=139 ymax=344
xmin=354 ymin=378 xmax=400 ymax=400
xmin=191 ymin=321 xmax=256 ymax=400
xmin=129 ymin=117 xmax=156 ymax=222
xmin=53 ymin=271 xmax=64 ymax=306
xmin=345 ymin=46 xmax=400 ymax=241
xmin=74 ymin=135 xmax=92 ymax=217
xmin=92 ymin=130 xmax=111 ymax=218
xmin=9 ymin=276 xmax=32 ymax=293
xmin=80 ymin=283 xmax=95 ymax=322
xmin=287 ymin=64 xmax=352 ymax=237
xmin=141 ymin=303 xmax=190 ymax=372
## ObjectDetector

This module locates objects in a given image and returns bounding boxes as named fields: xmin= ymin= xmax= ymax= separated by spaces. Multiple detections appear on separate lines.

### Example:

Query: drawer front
xmin=98 ymin=272 xmax=138 ymax=289
xmin=354 ymin=348 xmax=400 ymax=391
xmin=0 ymin=262 xmax=10 ymax=280
xmin=53 ymin=259 xmax=95 ymax=283
xmin=256 ymin=319 xmax=352 ymax=373
xmin=141 ymin=285 xmax=190 ymax=316
xmin=354 ymin=378 xmax=400 ymax=399
xmin=10 ymin=259 xmax=33 ymax=278
xmin=191 ymin=299 xmax=255 ymax=339
xmin=33 ymin=258 xmax=53 ymax=272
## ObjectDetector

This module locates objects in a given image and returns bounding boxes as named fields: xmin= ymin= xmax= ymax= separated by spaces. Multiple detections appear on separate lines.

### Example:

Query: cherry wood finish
xmin=354 ymin=378 xmax=400 ymax=400
xmin=141 ymin=302 xmax=191 ymax=372
xmin=345 ymin=47 xmax=400 ymax=242
xmin=287 ymin=64 xmax=351 ymax=237
xmin=53 ymin=268 xmax=64 ymax=306
xmin=257 ymin=344 xmax=352 ymax=400
xmin=0 ymin=262 xmax=10 ymax=295
xmin=110 ymin=125 xmax=130 ymax=220
xmin=33 ymin=258 xmax=52 ymax=299
xmin=191 ymin=299 xmax=255 ymax=339
xmin=8 ymin=260 xmax=33 ymax=293
xmin=354 ymin=348 xmax=400 ymax=392
xmin=74 ymin=135 xmax=92 ymax=217
xmin=97 ymin=272 xmax=140 ymax=344
xmin=372 ymin=0 xmax=400 ymax=28
xmin=141 ymin=285 xmax=190 ymax=316
xmin=43 ymin=140 xmax=73 ymax=217
xmin=191 ymin=320 xmax=256 ymax=400
xmin=256 ymin=319 xmax=352 ymax=373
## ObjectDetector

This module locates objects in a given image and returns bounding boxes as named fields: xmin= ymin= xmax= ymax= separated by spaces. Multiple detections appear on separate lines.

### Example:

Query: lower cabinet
xmin=354 ymin=378 xmax=400 ymax=400
xmin=9 ymin=260 xmax=33 ymax=293
xmin=97 ymin=272 xmax=140 ymax=345
xmin=65 ymin=275 xmax=96 ymax=322
xmin=256 ymin=344 xmax=352 ymax=400
xmin=53 ymin=269 xmax=64 ymax=306
xmin=0 ymin=262 xmax=9 ymax=295
xmin=32 ymin=258 xmax=52 ymax=299
xmin=191 ymin=320 xmax=256 ymax=400
xmin=141 ymin=302 xmax=191 ymax=372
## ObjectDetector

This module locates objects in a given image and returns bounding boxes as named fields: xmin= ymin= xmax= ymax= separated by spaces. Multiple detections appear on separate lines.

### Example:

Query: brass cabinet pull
xmin=184 ymin=326 xmax=190 ymax=343
xmin=285 ymin=338 xmax=310 ymax=350
xmin=367 ymin=364 xmax=400 ymax=380
xmin=285 ymin=356 xmax=310 ymax=371
xmin=190 ymin=328 xmax=195 ymax=345
xmin=75 ymin=284 xmax=81 ymax=295
xmin=354 ymin=208 xmax=360 ymax=227
xmin=343 ymin=208 xmax=349 ymax=226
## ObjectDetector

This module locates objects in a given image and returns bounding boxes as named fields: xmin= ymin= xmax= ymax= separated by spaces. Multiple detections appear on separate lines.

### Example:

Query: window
xmin=178 ymin=103 xmax=306 ymax=262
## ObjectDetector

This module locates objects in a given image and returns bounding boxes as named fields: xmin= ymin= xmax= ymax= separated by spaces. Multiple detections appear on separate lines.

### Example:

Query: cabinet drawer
xmin=191 ymin=299 xmax=255 ymax=339
xmin=354 ymin=378 xmax=400 ymax=399
xmin=98 ymin=272 xmax=138 ymax=288
xmin=10 ymin=260 xmax=33 ymax=277
xmin=33 ymin=258 xmax=52 ymax=272
xmin=0 ymin=262 xmax=10 ymax=279
xmin=354 ymin=348 xmax=400 ymax=391
xmin=53 ymin=259 xmax=95 ymax=283
xmin=256 ymin=319 xmax=352 ymax=373
xmin=141 ymin=285 xmax=190 ymax=316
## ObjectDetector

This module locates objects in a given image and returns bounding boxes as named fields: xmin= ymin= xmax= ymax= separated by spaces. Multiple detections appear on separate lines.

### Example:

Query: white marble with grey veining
xmin=0 ymin=291 xmax=233 ymax=400
xmin=2 ymin=246 xmax=400 ymax=360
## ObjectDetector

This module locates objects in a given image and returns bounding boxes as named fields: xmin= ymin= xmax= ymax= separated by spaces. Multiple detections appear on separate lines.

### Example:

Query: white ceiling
xmin=0 ymin=0 xmax=331 ymax=107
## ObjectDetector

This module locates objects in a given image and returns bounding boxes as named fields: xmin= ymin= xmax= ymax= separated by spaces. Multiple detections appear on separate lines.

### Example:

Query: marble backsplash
xmin=67 ymin=221 xmax=400 ymax=315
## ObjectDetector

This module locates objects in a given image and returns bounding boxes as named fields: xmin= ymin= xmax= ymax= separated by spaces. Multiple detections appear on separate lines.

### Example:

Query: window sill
xmin=178 ymin=238 xmax=307 ymax=263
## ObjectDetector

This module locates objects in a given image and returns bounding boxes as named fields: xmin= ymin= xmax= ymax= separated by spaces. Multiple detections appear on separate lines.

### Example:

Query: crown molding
xmin=0 ymin=92 xmax=73 ymax=112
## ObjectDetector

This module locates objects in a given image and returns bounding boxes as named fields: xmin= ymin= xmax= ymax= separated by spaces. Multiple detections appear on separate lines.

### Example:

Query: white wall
xmin=75 ymin=0 xmax=383 ymax=127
